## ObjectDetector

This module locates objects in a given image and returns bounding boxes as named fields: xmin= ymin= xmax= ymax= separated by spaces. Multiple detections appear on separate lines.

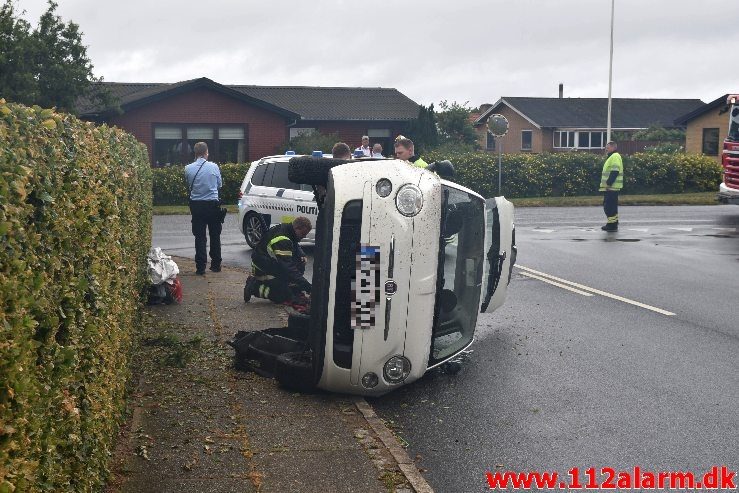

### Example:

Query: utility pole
xmin=606 ymin=0 xmax=615 ymax=143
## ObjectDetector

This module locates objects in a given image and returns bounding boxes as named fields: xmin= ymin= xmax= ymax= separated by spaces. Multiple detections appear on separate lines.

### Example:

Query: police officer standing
xmin=244 ymin=217 xmax=312 ymax=312
xmin=599 ymin=141 xmax=623 ymax=232
xmin=185 ymin=142 xmax=223 ymax=274
xmin=394 ymin=136 xmax=428 ymax=168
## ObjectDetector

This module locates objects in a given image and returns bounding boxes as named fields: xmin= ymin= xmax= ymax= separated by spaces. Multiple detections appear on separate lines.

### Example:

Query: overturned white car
xmin=230 ymin=156 xmax=515 ymax=396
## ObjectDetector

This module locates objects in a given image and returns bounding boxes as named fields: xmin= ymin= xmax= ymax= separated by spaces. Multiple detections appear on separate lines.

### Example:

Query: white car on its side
xmin=237 ymin=153 xmax=323 ymax=247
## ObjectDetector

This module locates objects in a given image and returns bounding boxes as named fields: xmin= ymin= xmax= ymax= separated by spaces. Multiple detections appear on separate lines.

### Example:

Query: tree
xmin=276 ymin=129 xmax=343 ymax=155
xmin=436 ymin=100 xmax=479 ymax=148
xmin=408 ymin=104 xmax=439 ymax=154
xmin=0 ymin=1 xmax=112 ymax=114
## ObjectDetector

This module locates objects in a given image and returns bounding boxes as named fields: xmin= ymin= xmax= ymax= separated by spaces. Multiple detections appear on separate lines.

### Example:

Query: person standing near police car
xmin=185 ymin=142 xmax=223 ymax=274
xmin=599 ymin=141 xmax=623 ymax=232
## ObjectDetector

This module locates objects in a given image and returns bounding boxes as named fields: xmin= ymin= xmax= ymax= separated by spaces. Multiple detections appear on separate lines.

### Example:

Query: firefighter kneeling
xmin=244 ymin=217 xmax=312 ymax=313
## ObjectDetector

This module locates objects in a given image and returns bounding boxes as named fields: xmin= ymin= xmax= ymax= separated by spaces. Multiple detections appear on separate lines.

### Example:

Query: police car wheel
xmin=244 ymin=213 xmax=265 ymax=248
xmin=287 ymin=156 xmax=346 ymax=186
xmin=274 ymin=351 xmax=316 ymax=393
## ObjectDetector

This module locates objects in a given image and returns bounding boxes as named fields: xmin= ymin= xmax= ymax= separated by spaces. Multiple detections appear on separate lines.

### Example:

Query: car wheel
xmin=244 ymin=213 xmax=266 ymax=248
xmin=287 ymin=156 xmax=346 ymax=186
xmin=274 ymin=351 xmax=316 ymax=393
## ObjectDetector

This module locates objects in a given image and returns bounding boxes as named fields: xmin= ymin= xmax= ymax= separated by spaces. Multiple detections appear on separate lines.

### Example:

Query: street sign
xmin=488 ymin=114 xmax=509 ymax=137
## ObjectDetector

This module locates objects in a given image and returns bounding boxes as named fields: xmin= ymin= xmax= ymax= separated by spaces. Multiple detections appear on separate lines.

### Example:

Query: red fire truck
xmin=718 ymin=94 xmax=739 ymax=204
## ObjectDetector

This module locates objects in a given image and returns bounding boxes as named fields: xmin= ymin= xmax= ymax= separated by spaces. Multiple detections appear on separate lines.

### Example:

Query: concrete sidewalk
xmin=105 ymin=257 xmax=431 ymax=493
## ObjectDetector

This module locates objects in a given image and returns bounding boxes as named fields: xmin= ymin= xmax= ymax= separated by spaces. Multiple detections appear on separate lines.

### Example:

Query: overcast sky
xmin=15 ymin=0 xmax=739 ymax=108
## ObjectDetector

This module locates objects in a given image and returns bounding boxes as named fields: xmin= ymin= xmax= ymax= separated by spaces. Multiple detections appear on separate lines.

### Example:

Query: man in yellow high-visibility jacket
xmin=599 ymin=141 xmax=623 ymax=232
xmin=394 ymin=136 xmax=428 ymax=168
xmin=244 ymin=217 xmax=312 ymax=312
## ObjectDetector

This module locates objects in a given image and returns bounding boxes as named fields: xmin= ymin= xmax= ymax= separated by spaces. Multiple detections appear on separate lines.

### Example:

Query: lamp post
xmin=606 ymin=0 xmax=615 ymax=143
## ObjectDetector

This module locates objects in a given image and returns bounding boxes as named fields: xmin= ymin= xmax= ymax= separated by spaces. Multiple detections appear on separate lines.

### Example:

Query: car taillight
xmin=238 ymin=191 xmax=243 ymax=199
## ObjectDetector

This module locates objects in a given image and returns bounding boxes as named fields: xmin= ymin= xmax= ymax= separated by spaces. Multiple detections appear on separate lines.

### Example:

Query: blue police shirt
xmin=184 ymin=158 xmax=222 ymax=201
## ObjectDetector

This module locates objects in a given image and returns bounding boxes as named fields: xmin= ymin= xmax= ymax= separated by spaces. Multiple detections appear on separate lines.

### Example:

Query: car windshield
xmin=729 ymin=106 xmax=739 ymax=142
xmin=429 ymin=185 xmax=485 ymax=366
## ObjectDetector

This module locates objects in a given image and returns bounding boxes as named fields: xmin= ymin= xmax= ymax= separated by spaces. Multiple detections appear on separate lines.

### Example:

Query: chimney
xmin=558 ymin=83 xmax=564 ymax=98
xmin=479 ymin=103 xmax=493 ymax=113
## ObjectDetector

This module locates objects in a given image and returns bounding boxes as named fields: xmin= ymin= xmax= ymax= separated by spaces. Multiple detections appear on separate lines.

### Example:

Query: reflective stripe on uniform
xmin=267 ymin=235 xmax=291 ymax=259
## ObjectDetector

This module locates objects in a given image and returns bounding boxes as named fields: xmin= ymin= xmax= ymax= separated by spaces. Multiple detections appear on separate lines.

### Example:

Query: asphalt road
xmin=369 ymin=205 xmax=739 ymax=492
xmin=152 ymin=206 xmax=739 ymax=492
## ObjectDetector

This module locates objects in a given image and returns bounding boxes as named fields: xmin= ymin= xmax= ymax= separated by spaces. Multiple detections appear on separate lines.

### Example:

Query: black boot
xmin=243 ymin=276 xmax=257 ymax=302
xmin=601 ymin=222 xmax=618 ymax=232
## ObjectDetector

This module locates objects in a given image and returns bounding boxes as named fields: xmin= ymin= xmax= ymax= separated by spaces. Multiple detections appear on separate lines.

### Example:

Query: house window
xmin=153 ymin=124 xmax=247 ymax=165
xmin=702 ymin=128 xmax=719 ymax=156
xmin=521 ymin=130 xmax=533 ymax=150
xmin=553 ymin=130 xmax=606 ymax=149
xmin=486 ymin=130 xmax=496 ymax=151
xmin=290 ymin=127 xmax=315 ymax=139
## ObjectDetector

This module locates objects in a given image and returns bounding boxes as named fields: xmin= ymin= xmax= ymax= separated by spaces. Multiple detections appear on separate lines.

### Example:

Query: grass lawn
xmin=153 ymin=192 xmax=719 ymax=215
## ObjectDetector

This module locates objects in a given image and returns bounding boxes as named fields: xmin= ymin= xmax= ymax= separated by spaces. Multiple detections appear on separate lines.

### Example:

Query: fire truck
xmin=718 ymin=94 xmax=739 ymax=204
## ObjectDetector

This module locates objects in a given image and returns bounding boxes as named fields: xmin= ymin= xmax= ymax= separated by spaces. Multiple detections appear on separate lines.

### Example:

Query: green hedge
xmin=152 ymin=162 xmax=248 ymax=206
xmin=151 ymin=152 xmax=721 ymax=205
xmin=424 ymin=150 xmax=722 ymax=198
xmin=0 ymin=100 xmax=152 ymax=492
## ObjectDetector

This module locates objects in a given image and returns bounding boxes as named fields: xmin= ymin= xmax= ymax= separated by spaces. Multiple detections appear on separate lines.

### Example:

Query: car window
xmin=270 ymin=162 xmax=299 ymax=190
xmin=250 ymin=163 xmax=269 ymax=186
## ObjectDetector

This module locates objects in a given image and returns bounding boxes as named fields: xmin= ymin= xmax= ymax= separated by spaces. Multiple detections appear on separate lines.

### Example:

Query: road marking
xmin=669 ymin=227 xmax=693 ymax=232
xmin=712 ymin=227 xmax=737 ymax=232
xmin=520 ymin=272 xmax=594 ymax=296
xmin=533 ymin=228 xmax=554 ymax=233
xmin=627 ymin=228 xmax=649 ymax=232
xmin=516 ymin=265 xmax=675 ymax=316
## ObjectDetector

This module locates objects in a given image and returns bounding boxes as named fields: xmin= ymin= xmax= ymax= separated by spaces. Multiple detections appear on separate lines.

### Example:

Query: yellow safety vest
xmin=599 ymin=152 xmax=623 ymax=191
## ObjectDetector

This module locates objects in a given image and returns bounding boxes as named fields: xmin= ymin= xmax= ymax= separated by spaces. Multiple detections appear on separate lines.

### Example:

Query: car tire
xmin=274 ymin=351 xmax=316 ymax=393
xmin=244 ymin=212 xmax=266 ymax=248
xmin=287 ymin=156 xmax=347 ymax=186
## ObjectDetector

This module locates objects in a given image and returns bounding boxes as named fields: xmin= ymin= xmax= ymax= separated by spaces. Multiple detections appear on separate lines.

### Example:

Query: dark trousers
xmin=252 ymin=278 xmax=295 ymax=304
xmin=189 ymin=200 xmax=222 ymax=271
xmin=603 ymin=190 xmax=619 ymax=223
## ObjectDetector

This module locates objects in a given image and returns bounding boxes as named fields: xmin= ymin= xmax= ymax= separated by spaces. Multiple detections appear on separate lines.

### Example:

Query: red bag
xmin=167 ymin=276 xmax=183 ymax=303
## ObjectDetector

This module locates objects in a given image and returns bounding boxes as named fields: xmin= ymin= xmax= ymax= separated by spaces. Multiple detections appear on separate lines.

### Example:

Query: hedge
xmin=152 ymin=162 xmax=248 ymax=206
xmin=151 ymin=151 xmax=721 ymax=206
xmin=424 ymin=150 xmax=722 ymax=199
xmin=0 ymin=100 xmax=152 ymax=492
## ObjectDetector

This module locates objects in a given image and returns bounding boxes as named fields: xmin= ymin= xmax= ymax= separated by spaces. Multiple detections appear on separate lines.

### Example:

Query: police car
xmin=237 ymin=153 xmax=323 ymax=248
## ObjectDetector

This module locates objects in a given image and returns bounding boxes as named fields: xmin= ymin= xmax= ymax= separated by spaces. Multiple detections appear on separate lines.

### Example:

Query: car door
xmin=270 ymin=161 xmax=318 ymax=237
xmin=480 ymin=197 xmax=516 ymax=314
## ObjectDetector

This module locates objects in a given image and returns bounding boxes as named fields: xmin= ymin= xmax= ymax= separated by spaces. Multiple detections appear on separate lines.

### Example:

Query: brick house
xmin=674 ymin=94 xmax=733 ymax=164
xmin=473 ymin=96 xmax=704 ymax=154
xmin=76 ymin=77 xmax=419 ymax=165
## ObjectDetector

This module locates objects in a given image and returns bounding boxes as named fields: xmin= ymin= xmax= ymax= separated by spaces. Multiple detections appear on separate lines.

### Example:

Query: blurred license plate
xmin=352 ymin=245 xmax=380 ymax=329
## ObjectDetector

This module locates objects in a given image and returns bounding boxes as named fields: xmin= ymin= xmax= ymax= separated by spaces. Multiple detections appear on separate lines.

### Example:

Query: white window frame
xmin=553 ymin=130 xmax=607 ymax=149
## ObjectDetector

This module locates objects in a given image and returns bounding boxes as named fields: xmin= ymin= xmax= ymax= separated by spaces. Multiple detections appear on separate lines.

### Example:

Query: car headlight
xmin=395 ymin=184 xmax=423 ymax=216
xmin=376 ymin=178 xmax=392 ymax=197
xmin=383 ymin=355 xmax=411 ymax=383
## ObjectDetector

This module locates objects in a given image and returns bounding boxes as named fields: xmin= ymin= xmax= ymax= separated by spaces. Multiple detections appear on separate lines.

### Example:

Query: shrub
xmin=424 ymin=149 xmax=721 ymax=198
xmin=274 ymin=129 xmax=342 ymax=156
xmin=152 ymin=162 xmax=249 ymax=206
xmin=0 ymin=99 xmax=152 ymax=492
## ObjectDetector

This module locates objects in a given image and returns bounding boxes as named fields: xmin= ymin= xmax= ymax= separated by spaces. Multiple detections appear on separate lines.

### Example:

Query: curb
xmin=354 ymin=397 xmax=434 ymax=493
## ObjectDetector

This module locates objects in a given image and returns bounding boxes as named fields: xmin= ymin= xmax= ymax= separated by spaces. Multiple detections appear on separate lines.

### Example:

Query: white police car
xmin=237 ymin=153 xmax=324 ymax=248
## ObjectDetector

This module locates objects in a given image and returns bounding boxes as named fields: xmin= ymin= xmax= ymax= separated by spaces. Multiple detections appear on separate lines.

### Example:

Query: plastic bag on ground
xmin=147 ymin=247 xmax=179 ymax=285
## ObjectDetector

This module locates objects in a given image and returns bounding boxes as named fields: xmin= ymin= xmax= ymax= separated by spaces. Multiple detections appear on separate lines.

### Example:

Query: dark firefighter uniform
xmin=245 ymin=223 xmax=310 ymax=303
xmin=599 ymin=150 xmax=623 ymax=231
